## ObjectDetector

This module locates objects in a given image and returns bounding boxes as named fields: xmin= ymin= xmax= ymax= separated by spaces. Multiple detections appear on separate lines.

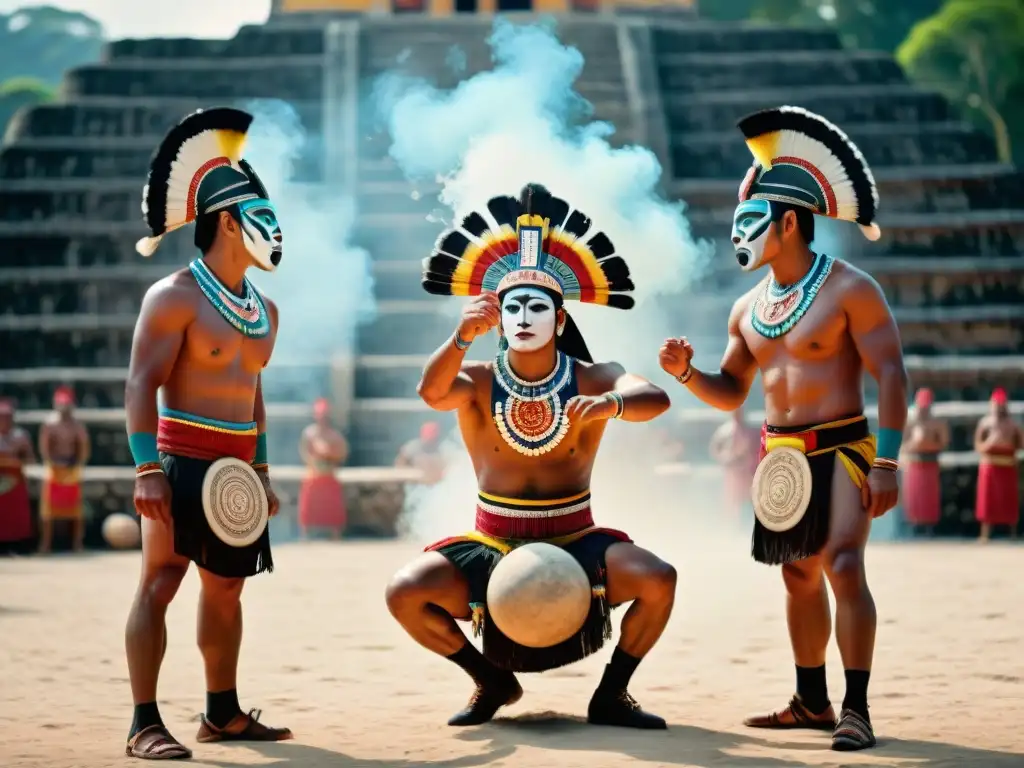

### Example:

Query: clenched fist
xmin=659 ymin=337 xmax=694 ymax=379
xmin=457 ymin=292 xmax=501 ymax=343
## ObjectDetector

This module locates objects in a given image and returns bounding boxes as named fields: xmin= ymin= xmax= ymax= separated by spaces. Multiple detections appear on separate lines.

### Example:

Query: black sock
xmin=597 ymin=647 xmax=642 ymax=694
xmin=795 ymin=664 xmax=830 ymax=714
xmin=842 ymin=669 xmax=871 ymax=720
xmin=129 ymin=701 xmax=163 ymax=739
xmin=447 ymin=642 xmax=505 ymax=685
xmin=205 ymin=688 xmax=242 ymax=729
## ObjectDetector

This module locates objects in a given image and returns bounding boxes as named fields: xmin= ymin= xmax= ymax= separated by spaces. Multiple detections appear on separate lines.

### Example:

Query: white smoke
xmin=371 ymin=20 xmax=745 ymax=548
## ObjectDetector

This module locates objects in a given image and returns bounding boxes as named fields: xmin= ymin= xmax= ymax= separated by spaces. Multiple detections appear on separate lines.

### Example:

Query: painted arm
xmin=418 ymin=295 xmax=498 ymax=411
xmin=663 ymin=297 xmax=758 ymax=412
xmin=125 ymin=280 xmax=191 ymax=443
xmin=844 ymin=274 xmax=909 ymax=459
xmin=605 ymin=363 xmax=671 ymax=423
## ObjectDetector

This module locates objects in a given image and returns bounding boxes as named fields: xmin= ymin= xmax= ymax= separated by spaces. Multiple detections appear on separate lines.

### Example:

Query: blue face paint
xmin=238 ymin=198 xmax=282 ymax=271
xmin=732 ymin=199 xmax=773 ymax=272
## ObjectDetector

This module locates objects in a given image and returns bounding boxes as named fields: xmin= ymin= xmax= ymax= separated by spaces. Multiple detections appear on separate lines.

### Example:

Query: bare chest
xmin=184 ymin=301 xmax=276 ymax=375
xmin=743 ymin=283 xmax=848 ymax=366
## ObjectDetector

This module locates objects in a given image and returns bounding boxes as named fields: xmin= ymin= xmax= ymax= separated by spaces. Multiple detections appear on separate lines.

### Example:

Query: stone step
xmin=662 ymin=85 xmax=950 ymax=135
xmin=63 ymin=60 xmax=326 ymax=101
xmin=104 ymin=26 xmax=326 ymax=60
xmin=650 ymin=24 xmax=841 ymax=54
xmin=6 ymin=98 xmax=323 ymax=143
xmin=658 ymin=50 xmax=904 ymax=92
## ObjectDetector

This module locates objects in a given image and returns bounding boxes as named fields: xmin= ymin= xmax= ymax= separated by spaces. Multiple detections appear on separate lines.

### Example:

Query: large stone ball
xmin=102 ymin=513 xmax=141 ymax=550
xmin=486 ymin=542 xmax=591 ymax=648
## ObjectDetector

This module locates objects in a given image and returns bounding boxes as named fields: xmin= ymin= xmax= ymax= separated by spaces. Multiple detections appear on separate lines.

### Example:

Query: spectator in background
xmin=899 ymin=388 xmax=949 ymax=535
xmin=38 ymin=386 xmax=89 ymax=553
xmin=973 ymin=388 xmax=1022 ymax=542
xmin=0 ymin=399 xmax=35 ymax=555
xmin=396 ymin=421 xmax=446 ymax=486
xmin=709 ymin=407 xmax=760 ymax=524
xmin=297 ymin=398 xmax=349 ymax=540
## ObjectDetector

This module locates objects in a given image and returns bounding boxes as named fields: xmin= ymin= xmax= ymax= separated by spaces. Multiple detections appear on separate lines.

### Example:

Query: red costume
xmin=0 ymin=400 xmax=32 ymax=544
xmin=40 ymin=387 xmax=84 ymax=522
xmin=298 ymin=399 xmax=347 ymax=531
xmin=902 ymin=388 xmax=942 ymax=526
xmin=975 ymin=388 xmax=1020 ymax=527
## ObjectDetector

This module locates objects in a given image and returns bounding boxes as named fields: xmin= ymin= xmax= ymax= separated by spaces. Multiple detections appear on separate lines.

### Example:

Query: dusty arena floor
xmin=2 ymin=534 xmax=1022 ymax=768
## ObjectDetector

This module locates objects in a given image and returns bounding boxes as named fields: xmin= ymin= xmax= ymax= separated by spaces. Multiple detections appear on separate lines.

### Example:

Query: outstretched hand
xmin=861 ymin=468 xmax=898 ymax=518
xmin=564 ymin=394 xmax=618 ymax=425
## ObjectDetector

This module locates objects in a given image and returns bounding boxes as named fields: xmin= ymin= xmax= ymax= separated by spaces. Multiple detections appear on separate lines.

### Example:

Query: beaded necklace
xmin=751 ymin=252 xmax=834 ymax=339
xmin=189 ymin=258 xmax=271 ymax=339
xmin=492 ymin=350 xmax=576 ymax=457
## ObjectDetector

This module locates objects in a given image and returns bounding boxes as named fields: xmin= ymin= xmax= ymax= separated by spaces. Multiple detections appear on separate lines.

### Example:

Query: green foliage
xmin=0 ymin=75 xmax=53 ymax=140
xmin=0 ymin=5 xmax=104 ymax=86
xmin=897 ymin=0 xmax=1024 ymax=163
xmin=698 ymin=1 xmax=945 ymax=52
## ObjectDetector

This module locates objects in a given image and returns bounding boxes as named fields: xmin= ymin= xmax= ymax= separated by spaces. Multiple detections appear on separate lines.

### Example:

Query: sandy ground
xmin=1 ymin=534 xmax=1022 ymax=768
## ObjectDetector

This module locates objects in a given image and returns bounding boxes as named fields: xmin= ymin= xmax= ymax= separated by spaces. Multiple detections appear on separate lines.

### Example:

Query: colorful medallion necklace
xmin=189 ymin=258 xmax=271 ymax=338
xmin=751 ymin=252 xmax=835 ymax=339
xmin=492 ymin=350 xmax=577 ymax=457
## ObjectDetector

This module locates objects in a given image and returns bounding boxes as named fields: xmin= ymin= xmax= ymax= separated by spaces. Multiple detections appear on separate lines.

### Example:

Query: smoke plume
xmin=370 ymin=19 xmax=757 ymax=550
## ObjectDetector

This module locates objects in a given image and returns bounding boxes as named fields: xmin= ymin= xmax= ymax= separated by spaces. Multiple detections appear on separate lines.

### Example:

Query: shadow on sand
xmin=453 ymin=711 xmax=1024 ymax=768
xmin=158 ymin=712 xmax=1023 ymax=768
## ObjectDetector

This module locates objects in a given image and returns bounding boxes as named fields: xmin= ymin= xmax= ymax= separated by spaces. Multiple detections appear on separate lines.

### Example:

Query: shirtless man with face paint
xmin=123 ymin=109 xmax=291 ymax=760
xmin=659 ymin=108 xmax=908 ymax=751
xmin=386 ymin=184 xmax=676 ymax=729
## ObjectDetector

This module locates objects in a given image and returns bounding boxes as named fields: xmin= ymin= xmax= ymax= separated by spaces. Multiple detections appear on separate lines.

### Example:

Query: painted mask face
xmin=238 ymin=198 xmax=282 ymax=272
xmin=732 ymin=199 xmax=773 ymax=272
xmin=501 ymin=287 xmax=557 ymax=353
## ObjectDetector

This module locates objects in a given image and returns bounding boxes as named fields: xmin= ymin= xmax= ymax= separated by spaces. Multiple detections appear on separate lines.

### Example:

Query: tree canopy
xmin=897 ymin=0 xmax=1024 ymax=163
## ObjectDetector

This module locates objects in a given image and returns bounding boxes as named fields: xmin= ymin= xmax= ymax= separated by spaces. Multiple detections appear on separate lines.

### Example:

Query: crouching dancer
xmin=386 ymin=184 xmax=676 ymax=729
xmin=124 ymin=108 xmax=292 ymax=759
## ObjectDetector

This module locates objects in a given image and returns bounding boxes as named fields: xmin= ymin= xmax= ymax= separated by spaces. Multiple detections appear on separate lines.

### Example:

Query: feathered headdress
xmin=136 ymin=107 xmax=269 ymax=257
xmin=422 ymin=183 xmax=635 ymax=309
xmin=736 ymin=106 xmax=881 ymax=241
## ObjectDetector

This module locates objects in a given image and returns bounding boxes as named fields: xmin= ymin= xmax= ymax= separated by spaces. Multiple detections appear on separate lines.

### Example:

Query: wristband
xmin=128 ymin=432 xmax=160 ymax=468
xmin=453 ymin=331 xmax=472 ymax=351
xmin=252 ymin=432 xmax=268 ymax=470
xmin=676 ymin=366 xmax=693 ymax=385
xmin=606 ymin=391 xmax=625 ymax=419
xmin=876 ymin=427 xmax=902 ymax=461
xmin=872 ymin=457 xmax=899 ymax=472
xmin=136 ymin=462 xmax=164 ymax=477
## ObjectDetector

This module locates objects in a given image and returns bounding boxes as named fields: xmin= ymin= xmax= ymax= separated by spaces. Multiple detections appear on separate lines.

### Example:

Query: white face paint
xmin=238 ymin=198 xmax=282 ymax=272
xmin=732 ymin=199 xmax=773 ymax=272
xmin=501 ymin=287 xmax=557 ymax=353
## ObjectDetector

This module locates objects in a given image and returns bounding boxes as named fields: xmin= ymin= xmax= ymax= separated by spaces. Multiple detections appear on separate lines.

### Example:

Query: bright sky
xmin=0 ymin=1 xmax=272 ymax=40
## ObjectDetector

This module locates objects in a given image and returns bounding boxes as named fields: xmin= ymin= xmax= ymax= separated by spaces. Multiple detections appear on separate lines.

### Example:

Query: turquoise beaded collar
xmin=189 ymin=258 xmax=271 ymax=338
xmin=751 ymin=252 xmax=835 ymax=339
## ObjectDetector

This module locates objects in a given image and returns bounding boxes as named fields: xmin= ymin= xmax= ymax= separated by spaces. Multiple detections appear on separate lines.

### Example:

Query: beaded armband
xmin=128 ymin=433 xmax=163 ymax=476
xmin=873 ymin=427 xmax=902 ymax=471
xmin=252 ymin=433 xmax=269 ymax=472
xmin=606 ymin=391 xmax=625 ymax=419
xmin=453 ymin=331 xmax=472 ymax=351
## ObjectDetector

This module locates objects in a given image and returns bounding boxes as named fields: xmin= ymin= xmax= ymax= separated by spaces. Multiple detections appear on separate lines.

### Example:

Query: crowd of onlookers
xmin=710 ymin=389 xmax=1022 ymax=541
xmin=3 ymin=388 xmax=1019 ymax=553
